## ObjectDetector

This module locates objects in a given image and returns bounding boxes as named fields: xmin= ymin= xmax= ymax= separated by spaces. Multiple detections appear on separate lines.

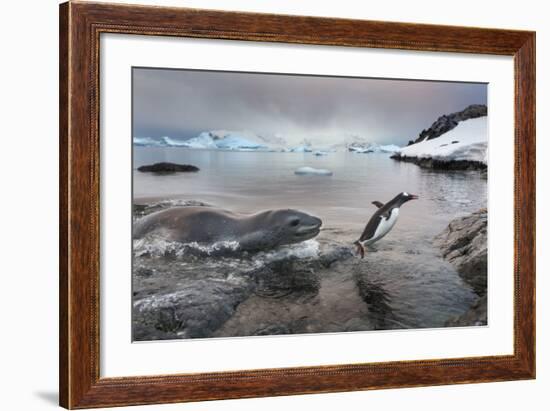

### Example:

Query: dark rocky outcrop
xmin=133 ymin=278 xmax=255 ymax=340
xmin=411 ymin=104 xmax=487 ymax=145
xmin=391 ymin=156 xmax=487 ymax=171
xmin=132 ymin=239 xmax=356 ymax=341
xmin=435 ymin=209 xmax=487 ymax=295
xmin=435 ymin=209 xmax=488 ymax=326
xmin=137 ymin=162 xmax=199 ymax=173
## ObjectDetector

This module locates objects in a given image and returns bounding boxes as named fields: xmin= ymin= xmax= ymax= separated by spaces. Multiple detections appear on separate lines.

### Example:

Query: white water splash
xmin=257 ymin=239 xmax=320 ymax=262
xmin=133 ymin=237 xmax=240 ymax=257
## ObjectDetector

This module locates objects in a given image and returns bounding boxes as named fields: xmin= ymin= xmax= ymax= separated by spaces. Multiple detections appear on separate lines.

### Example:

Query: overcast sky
xmin=133 ymin=67 xmax=487 ymax=146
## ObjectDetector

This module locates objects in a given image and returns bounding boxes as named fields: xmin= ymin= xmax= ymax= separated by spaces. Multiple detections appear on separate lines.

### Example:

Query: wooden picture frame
xmin=59 ymin=1 xmax=535 ymax=408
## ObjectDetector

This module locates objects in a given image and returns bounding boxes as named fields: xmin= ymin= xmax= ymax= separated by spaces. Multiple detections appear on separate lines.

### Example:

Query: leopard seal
xmin=133 ymin=206 xmax=322 ymax=252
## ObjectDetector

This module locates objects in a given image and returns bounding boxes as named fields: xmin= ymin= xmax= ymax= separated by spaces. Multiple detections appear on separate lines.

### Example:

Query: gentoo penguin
xmin=354 ymin=192 xmax=418 ymax=258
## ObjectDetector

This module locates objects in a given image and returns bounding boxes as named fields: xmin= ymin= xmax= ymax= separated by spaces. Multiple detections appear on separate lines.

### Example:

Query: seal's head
xmin=258 ymin=209 xmax=322 ymax=247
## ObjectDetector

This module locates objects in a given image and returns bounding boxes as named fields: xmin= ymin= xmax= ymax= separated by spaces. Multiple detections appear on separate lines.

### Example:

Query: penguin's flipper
xmin=372 ymin=201 xmax=384 ymax=208
xmin=354 ymin=241 xmax=365 ymax=259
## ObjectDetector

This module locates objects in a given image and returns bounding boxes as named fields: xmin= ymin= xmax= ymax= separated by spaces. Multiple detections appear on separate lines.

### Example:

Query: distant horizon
xmin=133 ymin=67 xmax=487 ymax=146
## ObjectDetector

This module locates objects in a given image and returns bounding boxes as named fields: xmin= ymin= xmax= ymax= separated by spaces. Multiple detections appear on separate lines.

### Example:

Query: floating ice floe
xmin=294 ymin=166 xmax=333 ymax=176
xmin=314 ymin=150 xmax=329 ymax=156
xmin=394 ymin=117 xmax=487 ymax=164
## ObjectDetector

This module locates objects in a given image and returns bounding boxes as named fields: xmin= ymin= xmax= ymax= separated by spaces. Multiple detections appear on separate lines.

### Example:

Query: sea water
xmin=133 ymin=147 xmax=486 ymax=336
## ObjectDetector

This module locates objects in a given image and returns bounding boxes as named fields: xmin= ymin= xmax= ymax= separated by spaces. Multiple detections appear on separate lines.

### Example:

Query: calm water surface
xmin=134 ymin=148 xmax=485 ymax=229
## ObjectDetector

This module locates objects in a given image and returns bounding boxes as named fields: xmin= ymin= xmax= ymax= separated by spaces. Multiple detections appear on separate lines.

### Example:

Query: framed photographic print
xmin=59 ymin=1 xmax=535 ymax=409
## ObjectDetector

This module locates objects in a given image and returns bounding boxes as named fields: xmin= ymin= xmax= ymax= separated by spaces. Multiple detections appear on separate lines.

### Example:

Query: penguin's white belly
xmin=364 ymin=208 xmax=399 ymax=245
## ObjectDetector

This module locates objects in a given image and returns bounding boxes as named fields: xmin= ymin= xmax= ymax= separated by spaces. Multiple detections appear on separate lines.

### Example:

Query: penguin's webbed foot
xmin=355 ymin=242 xmax=365 ymax=259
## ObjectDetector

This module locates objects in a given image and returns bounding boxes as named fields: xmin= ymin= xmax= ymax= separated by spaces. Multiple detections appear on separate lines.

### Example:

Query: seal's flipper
xmin=372 ymin=201 xmax=384 ymax=208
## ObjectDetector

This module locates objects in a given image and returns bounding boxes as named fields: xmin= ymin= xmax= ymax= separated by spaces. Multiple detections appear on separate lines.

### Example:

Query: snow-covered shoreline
xmin=391 ymin=117 xmax=487 ymax=170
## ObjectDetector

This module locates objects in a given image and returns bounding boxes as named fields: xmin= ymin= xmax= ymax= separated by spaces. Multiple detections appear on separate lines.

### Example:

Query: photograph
xmin=131 ymin=68 xmax=488 ymax=341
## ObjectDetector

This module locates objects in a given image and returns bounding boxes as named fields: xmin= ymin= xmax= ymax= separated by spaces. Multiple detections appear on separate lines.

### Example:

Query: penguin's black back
xmin=358 ymin=195 xmax=403 ymax=241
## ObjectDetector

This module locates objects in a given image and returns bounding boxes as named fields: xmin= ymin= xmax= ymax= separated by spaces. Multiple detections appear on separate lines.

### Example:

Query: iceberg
xmin=133 ymin=137 xmax=167 ymax=147
xmin=133 ymin=130 xmax=278 ymax=151
xmin=160 ymin=136 xmax=194 ymax=147
xmin=212 ymin=135 xmax=267 ymax=150
xmin=177 ymin=130 xmax=271 ymax=151
xmin=177 ymin=133 xmax=219 ymax=149
xmin=294 ymin=166 xmax=333 ymax=176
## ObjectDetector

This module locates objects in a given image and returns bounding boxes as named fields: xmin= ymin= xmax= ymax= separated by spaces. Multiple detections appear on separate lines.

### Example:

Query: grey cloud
xmin=133 ymin=67 xmax=487 ymax=145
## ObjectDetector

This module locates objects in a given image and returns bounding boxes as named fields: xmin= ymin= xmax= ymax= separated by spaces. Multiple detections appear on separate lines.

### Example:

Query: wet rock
xmin=353 ymin=272 xmax=400 ymax=330
xmin=445 ymin=294 xmax=487 ymax=326
xmin=253 ymin=324 xmax=291 ymax=336
xmin=434 ymin=209 xmax=487 ymax=295
xmin=436 ymin=209 xmax=488 ymax=327
xmin=318 ymin=242 xmax=354 ymax=267
xmin=137 ymin=162 xmax=199 ymax=173
xmin=133 ymin=279 xmax=254 ymax=340
xmin=132 ymin=235 xmax=364 ymax=340
xmin=135 ymin=267 xmax=154 ymax=278
xmin=254 ymin=260 xmax=320 ymax=300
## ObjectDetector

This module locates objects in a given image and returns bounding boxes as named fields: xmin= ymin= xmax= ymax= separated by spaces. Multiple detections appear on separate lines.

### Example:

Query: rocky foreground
xmin=435 ymin=209 xmax=488 ymax=326
xmin=132 ymin=201 xmax=486 ymax=340
xmin=132 ymin=239 xmax=362 ymax=340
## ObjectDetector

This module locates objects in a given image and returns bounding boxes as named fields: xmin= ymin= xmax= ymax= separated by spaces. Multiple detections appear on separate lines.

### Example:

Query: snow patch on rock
xmin=394 ymin=117 xmax=487 ymax=164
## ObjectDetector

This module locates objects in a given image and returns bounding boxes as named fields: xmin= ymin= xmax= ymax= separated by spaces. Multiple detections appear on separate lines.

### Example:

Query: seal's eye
xmin=290 ymin=218 xmax=300 ymax=227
